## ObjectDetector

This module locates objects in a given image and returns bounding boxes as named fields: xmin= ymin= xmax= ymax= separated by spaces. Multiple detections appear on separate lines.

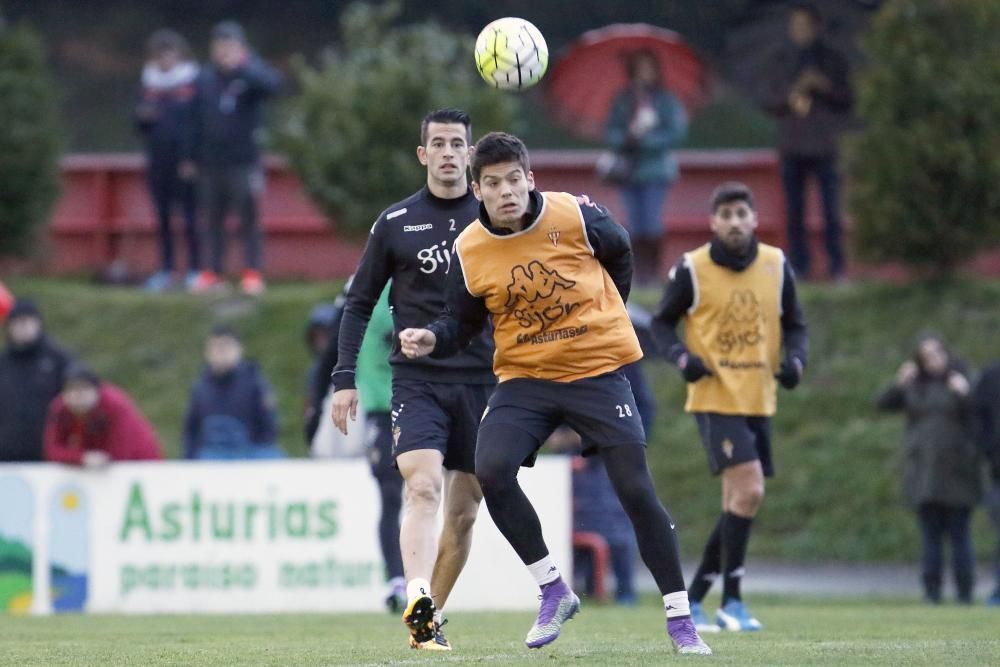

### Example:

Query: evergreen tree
xmin=846 ymin=0 xmax=1000 ymax=273
xmin=0 ymin=20 xmax=62 ymax=256
xmin=274 ymin=2 xmax=520 ymax=235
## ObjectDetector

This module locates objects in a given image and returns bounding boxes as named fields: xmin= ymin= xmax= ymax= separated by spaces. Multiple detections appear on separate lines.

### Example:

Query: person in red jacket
xmin=44 ymin=366 xmax=163 ymax=467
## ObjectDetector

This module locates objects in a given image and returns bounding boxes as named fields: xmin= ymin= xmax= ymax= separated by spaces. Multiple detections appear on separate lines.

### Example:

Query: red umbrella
xmin=545 ymin=24 xmax=712 ymax=141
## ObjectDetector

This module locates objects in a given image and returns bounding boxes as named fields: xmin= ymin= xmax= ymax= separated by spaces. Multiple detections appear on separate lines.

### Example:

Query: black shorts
xmin=391 ymin=379 xmax=494 ymax=474
xmin=364 ymin=411 xmax=398 ymax=481
xmin=694 ymin=412 xmax=774 ymax=477
xmin=479 ymin=370 xmax=646 ymax=466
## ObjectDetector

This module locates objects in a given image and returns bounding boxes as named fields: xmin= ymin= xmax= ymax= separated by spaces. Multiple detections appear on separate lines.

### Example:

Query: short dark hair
xmin=789 ymin=2 xmax=823 ymax=25
xmin=146 ymin=28 xmax=190 ymax=59
xmin=64 ymin=364 xmax=100 ymax=388
xmin=625 ymin=48 xmax=663 ymax=83
xmin=211 ymin=20 xmax=246 ymax=44
xmin=710 ymin=181 xmax=755 ymax=212
xmin=420 ymin=108 xmax=472 ymax=145
xmin=208 ymin=324 xmax=241 ymax=342
xmin=471 ymin=132 xmax=530 ymax=182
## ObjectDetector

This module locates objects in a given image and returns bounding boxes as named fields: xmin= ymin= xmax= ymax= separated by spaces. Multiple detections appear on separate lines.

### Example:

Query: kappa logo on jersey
xmin=505 ymin=260 xmax=584 ymax=336
xmin=417 ymin=241 xmax=452 ymax=274
xmin=504 ymin=260 xmax=575 ymax=309
xmin=404 ymin=224 xmax=434 ymax=232
xmin=716 ymin=289 xmax=765 ymax=356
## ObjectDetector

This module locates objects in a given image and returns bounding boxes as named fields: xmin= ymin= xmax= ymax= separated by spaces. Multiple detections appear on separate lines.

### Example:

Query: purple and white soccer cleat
xmin=525 ymin=577 xmax=580 ymax=649
xmin=667 ymin=616 xmax=714 ymax=655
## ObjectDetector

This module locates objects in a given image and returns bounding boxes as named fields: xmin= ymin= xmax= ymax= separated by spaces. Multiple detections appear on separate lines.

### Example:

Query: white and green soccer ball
xmin=474 ymin=17 xmax=549 ymax=91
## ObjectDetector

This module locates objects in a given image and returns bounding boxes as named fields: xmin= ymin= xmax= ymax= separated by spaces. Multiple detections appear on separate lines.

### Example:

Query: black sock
xmin=721 ymin=512 xmax=753 ymax=603
xmin=688 ymin=514 xmax=724 ymax=603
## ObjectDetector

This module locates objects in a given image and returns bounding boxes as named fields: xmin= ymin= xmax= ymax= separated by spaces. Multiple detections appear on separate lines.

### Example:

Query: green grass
xmin=5 ymin=277 xmax=1000 ymax=561
xmin=1 ymin=596 xmax=998 ymax=666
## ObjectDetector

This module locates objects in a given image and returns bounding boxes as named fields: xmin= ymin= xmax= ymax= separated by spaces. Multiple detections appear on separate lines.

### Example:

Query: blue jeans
xmin=620 ymin=182 xmax=669 ymax=240
xmin=780 ymin=154 xmax=845 ymax=279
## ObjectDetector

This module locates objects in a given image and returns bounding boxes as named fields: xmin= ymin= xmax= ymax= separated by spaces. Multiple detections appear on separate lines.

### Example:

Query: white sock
xmin=406 ymin=577 xmax=431 ymax=601
xmin=664 ymin=591 xmax=691 ymax=619
xmin=527 ymin=555 xmax=560 ymax=587
xmin=433 ymin=609 xmax=444 ymax=626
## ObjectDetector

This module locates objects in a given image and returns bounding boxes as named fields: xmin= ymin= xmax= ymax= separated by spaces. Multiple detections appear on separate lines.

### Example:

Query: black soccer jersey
xmin=332 ymin=186 xmax=495 ymax=392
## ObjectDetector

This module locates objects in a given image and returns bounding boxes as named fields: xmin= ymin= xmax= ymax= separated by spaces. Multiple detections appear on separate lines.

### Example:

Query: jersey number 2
xmin=449 ymin=218 xmax=456 ymax=231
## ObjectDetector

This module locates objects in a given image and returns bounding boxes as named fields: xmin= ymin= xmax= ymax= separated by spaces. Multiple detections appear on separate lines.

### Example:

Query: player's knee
xmin=444 ymin=505 xmax=478 ymax=538
xmin=731 ymin=483 xmax=764 ymax=515
xmin=404 ymin=473 xmax=442 ymax=510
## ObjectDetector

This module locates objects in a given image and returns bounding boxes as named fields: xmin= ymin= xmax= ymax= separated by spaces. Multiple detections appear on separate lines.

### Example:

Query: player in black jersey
xmin=330 ymin=109 xmax=495 ymax=651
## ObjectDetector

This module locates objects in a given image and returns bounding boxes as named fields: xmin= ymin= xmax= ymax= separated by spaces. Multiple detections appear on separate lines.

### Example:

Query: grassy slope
xmin=1 ymin=597 xmax=999 ymax=666
xmin=5 ymin=278 xmax=1000 ymax=561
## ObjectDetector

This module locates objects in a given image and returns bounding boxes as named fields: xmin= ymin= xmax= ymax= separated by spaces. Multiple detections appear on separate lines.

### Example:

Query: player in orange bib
xmin=400 ymin=132 xmax=711 ymax=655
xmin=653 ymin=181 xmax=808 ymax=633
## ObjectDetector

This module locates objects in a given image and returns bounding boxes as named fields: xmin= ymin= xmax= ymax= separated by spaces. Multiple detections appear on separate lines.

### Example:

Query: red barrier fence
xmin=19 ymin=150 xmax=1000 ymax=280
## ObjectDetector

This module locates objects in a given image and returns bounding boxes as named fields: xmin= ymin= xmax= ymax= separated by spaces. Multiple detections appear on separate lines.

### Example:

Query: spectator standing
xmin=135 ymin=29 xmax=201 ymax=292
xmin=184 ymin=21 xmax=282 ymax=296
xmin=0 ymin=300 xmax=74 ymax=462
xmin=876 ymin=335 xmax=981 ymax=604
xmin=44 ymin=366 xmax=162 ymax=466
xmin=764 ymin=2 xmax=853 ymax=281
xmin=605 ymin=49 xmax=688 ymax=286
xmin=973 ymin=361 xmax=1000 ymax=606
xmin=183 ymin=326 xmax=282 ymax=459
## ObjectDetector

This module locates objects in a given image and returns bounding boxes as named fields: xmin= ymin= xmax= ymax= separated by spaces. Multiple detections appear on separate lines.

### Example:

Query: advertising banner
xmin=0 ymin=459 xmax=570 ymax=614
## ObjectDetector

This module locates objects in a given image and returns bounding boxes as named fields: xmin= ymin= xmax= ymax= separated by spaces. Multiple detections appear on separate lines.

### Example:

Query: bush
xmin=274 ymin=2 xmax=520 ymax=235
xmin=0 ymin=21 xmax=62 ymax=257
xmin=845 ymin=0 xmax=1000 ymax=274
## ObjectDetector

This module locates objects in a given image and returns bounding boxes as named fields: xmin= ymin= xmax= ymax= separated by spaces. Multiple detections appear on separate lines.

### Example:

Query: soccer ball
xmin=474 ymin=17 xmax=548 ymax=91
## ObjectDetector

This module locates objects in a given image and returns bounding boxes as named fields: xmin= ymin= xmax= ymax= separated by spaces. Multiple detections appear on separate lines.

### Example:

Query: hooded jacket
xmin=0 ymin=309 xmax=73 ymax=461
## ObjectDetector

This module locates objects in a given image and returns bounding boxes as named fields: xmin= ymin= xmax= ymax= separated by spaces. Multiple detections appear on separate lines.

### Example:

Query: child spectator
xmin=136 ymin=29 xmax=201 ymax=292
xmin=183 ymin=326 xmax=281 ymax=459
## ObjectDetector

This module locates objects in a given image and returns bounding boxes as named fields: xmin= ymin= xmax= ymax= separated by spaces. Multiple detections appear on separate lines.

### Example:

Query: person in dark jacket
xmin=973 ymin=361 xmax=1000 ymax=605
xmin=605 ymin=49 xmax=688 ymax=286
xmin=184 ymin=21 xmax=282 ymax=296
xmin=877 ymin=334 xmax=981 ymax=604
xmin=764 ymin=2 xmax=853 ymax=281
xmin=44 ymin=366 xmax=162 ymax=466
xmin=0 ymin=300 xmax=74 ymax=462
xmin=136 ymin=29 xmax=201 ymax=292
xmin=183 ymin=326 xmax=281 ymax=459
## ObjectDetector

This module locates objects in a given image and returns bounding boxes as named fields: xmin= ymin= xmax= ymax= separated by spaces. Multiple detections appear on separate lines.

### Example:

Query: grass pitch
xmin=2 ymin=595 xmax=998 ymax=666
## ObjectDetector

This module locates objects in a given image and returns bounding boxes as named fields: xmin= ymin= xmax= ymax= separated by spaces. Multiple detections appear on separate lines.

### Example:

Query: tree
xmin=274 ymin=2 xmax=520 ymax=235
xmin=845 ymin=0 xmax=1000 ymax=274
xmin=0 ymin=21 xmax=62 ymax=256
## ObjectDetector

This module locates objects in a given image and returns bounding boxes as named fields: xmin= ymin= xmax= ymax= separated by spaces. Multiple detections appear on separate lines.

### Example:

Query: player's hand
xmin=678 ymin=353 xmax=713 ymax=383
xmin=775 ymin=357 xmax=804 ymax=389
xmin=81 ymin=450 xmax=111 ymax=469
xmin=896 ymin=361 xmax=918 ymax=386
xmin=331 ymin=389 xmax=358 ymax=435
xmin=399 ymin=328 xmax=436 ymax=359
xmin=947 ymin=371 xmax=970 ymax=396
